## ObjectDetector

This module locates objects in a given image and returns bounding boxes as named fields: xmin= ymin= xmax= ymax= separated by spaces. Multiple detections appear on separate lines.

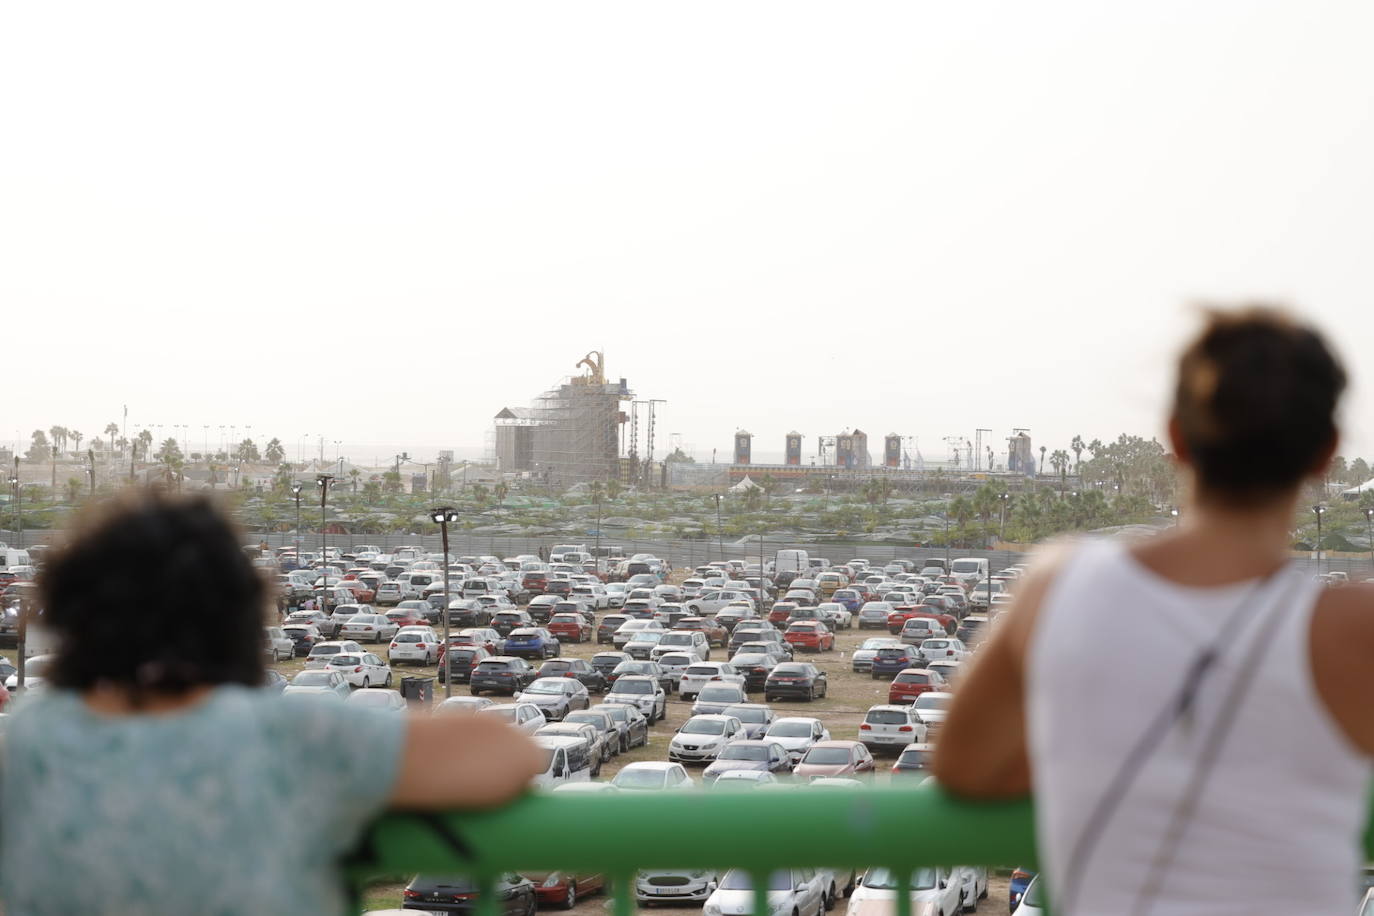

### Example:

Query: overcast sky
xmin=5 ymin=2 xmax=1374 ymax=467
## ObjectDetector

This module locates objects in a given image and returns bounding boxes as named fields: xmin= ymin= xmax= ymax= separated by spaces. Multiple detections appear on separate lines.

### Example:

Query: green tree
xmin=136 ymin=430 xmax=153 ymax=460
xmin=348 ymin=468 xmax=360 ymax=492
xmin=264 ymin=438 xmax=285 ymax=464
xmin=362 ymin=480 xmax=382 ymax=505
xmin=235 ymin=439 xmax=261 ymax=462
xmin=1351 ymin=458 xmax=1371 ymax=486
xmin=49 ymin=426 xmax=67 ymax=455
xmin=71 ymin=430 xmax=83 ymax=454
xmin=1050 ymin=449 xmax=1070 ymax=486
xmin=665 ymin=447 xmax=695 ymax=464
xmin=104 ymin=422 xmax=120 ymax=453
xmin=382 ymin=470 xmax=402 ymax=494
xmin=64 ymin=477 xmax=83 ymax=503
xmin=1071 ymin=435 xmax=1085 ymax=474
xmin=26 ymin=430 xmax=50 ymax=462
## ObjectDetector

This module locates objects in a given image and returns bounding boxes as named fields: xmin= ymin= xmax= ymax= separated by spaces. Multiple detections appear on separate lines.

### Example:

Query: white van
xmin=550 ymin=544 xmax=589 ymax=564
xmin=396 ymin=571 xmax=440 ymax=600
xmin=533 ymin=735 xmax=593 ymax=788
xmin=0 ymin=549 xmax=32 ymax=572
xmin=462 ymin=577 xmax=494 ymax=599
xmin=774 ymin=549 xmax=810 ymax=578
xmin=949 ymin=557 xmax=988 ymax=585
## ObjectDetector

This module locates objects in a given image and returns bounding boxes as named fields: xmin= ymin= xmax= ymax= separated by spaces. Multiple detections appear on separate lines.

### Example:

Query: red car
xmin=783 ymin=621 xmax=835 ymax=652
xmin=887 ymin=667 xmax=947 ymax=705
xmin=520 ymin=872 xmax=604 ymax=909
xmin=887 ymin=607 xmax=956 ymax=635
xmin=768 ymin=602 xmax=799 ymax=625
xmin=385 ymin=608 xmax=426 ymax=629
xmin=547 ymin=612 xmax=592 ymax=643
xmin=675 ymin=616 xmax=728 ymax=647
xmin=338 ymin=580 xmax=376 ymax=603
xmin=522 ymin=571 xmax=549 ymax=594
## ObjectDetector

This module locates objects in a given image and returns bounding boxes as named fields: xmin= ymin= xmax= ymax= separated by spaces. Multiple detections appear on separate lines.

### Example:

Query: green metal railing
xmin=350 ymin=784 xmax=1037 ymax=916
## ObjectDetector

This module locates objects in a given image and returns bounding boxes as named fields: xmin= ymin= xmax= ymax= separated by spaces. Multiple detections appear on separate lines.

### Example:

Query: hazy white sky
xmin=5 ymin=2 xmax=1374 ymax=466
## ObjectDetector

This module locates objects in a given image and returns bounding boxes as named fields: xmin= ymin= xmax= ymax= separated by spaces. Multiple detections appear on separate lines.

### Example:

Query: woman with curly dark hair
xmin=0 ymin=491 xmax=540 ymax=914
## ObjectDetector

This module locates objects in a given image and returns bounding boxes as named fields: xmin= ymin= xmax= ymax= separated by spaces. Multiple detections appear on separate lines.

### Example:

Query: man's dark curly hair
xmin=40 ymin=489 xmax=267 ymax=695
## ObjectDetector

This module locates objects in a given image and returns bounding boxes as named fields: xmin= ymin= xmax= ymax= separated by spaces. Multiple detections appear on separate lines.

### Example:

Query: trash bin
xmin=401 ymin=676 xmax=434 ymax=708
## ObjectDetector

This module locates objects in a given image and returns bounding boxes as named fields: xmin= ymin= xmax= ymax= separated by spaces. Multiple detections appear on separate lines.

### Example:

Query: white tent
xmin=1341 ymin=478 xmax=1374 ymax=498
xmin=729 ymin=476 xmax=762 ymax=493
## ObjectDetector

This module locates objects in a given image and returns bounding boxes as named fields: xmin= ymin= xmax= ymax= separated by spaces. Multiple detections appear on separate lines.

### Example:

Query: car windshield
xmin=681 ymin=719 xmax=727 ymax=736
xmin=897 ymin=748 xmax=931 ymax=768
xmin=718 ymin=744 xmax=767 ymax=761
xmin=395 ymin=633 xmax=424 ymax=643
xmin=915 ymin=694 xmax=950 ymax=710
xmin=862 ymin=868 xmax=938 ymax=891
xmin=732 ymin=655 xmax=768 ymax=666
xmin=564 ymin=713 xmax=602 ymax=727
xmin=614 ymin=680 xmax=652 ymax=695
xmin=331 ymin=655 xmax=361 ymax=666
xmin=924 ymin=640 xmax=950 ymax=649
xmin=661 ymin=634 xmax=693 ymax=645
xmin=951 ymin=561 xmax=980 ymax=573
xmin=895 ymin=673 xmax=929 ymax=685
xmin=484 ymin=707 xmax=518 ymax=721
xmin=476 ymin=662 xmax=513 ymax=672
xmin=291 ymin=671 xmax=333 ymax=686
xmin=525 ymin=680 xmax=567 ymax=695
xmin=698 ymin=687 xmax=742 ymax=702
xmin=600 ymin=707 xmax=627 ymax=722
xmin=551 ymin=615 xmax=579 ymax=624
xmin=720 ymin=871 xmax=791 ymax=891
xmin=629 ymin=633 xmax=665 ymax=644
xmin=726 ymin=706 xmax=766 ymax=722
xmin=309 ymin=645 xmax=342 ymax=656
xmin=768 ymin=722 xmax=813 ymax=738
xmin=860 ymin=639 xmax=895 ymax=650
xmin=1023 ymin=878 xmax=1045 ymax=907
xmin=773 ymin=666 xmax=808 ymax=676
xmin=613 ymin=768 xmax=666 ymax=789
xmin=802 ymin=746 xmax=851 ymax=764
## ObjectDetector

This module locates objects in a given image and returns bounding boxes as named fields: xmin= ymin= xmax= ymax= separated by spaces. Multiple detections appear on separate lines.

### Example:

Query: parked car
xmin=888 ymin=668 xmax=947 ymax=705
xmin=347 ymin=688 xmax=408 ymax=713
xmin=674 ymin=616 xmax=728 ymax=647
xmin=723 ymin=702 xmax=776 ymax=740
xmin=650 ymin=630 xmax=711 ymax=662
xmin=847 ymin=867 xmax=960 ymax=916
xmin=516 ymin=676 xmax=591 ymax=721
xmin=591 ymin=702 xmax=650 ymax=752
xmin=519 ymin=871 xmax=604 ymax=911
xmin=859 ymin=703 xmax=928 ymax=752
xmin=439 ymin=645 xmax=491 ymax=685
xmin=491 ymin=610 xmax=535 ymax=637
xmin=282 ymin=669 xmax=350 ymax=700
xmin=704 ymin=870 xmax=825 ymax=916
xmin=667 ymin=714 xmax=745 ymax=765
xmin=815 ymin=602 xmax=853 ymax=630
xmin=433 ymin=695 xmax=496 ymax=715
xmin=634 ymin=870 xmax=718 ymax=906
xmin=856 ymin=602 xmax=894 ymax=629
xmin=304 ymin=639 xmax=365 ymax=668
xmin=890 ymin=743 xmax=933 ymax=777
xmin=701 ymin=740 xmax=792 ymax=783
xmin=481 ymin=701 xmax=547 ymax=734
xmin=792 ymin=740 xmax=875 ymax=780
xmin=263 ymin=626 xmax=294 ymax=662
xmin=917 ymin=637 xmax=969 ymax=664
xmin=783 ymin=621 xmax=835 ymax=653
xmin=870 ymin=645 xmax=923 ymax=680
xmin=851 ymin=637 xmax=903 ymax=673
xmin=765 ymin=716 xmax=831 ymax=763
xmin=538 ymin=657 xmax=607 ymax=693
xmin=286 ymin=609 xmax=336 ymax=637
xmin=652 ymin=652 xmax=697 ymax=691
xmin=447 ymin=599 xmax=493 ymax=628
xmin=322 ymin=651 xmax=392 ymax=689
xmin=388 ymin=626 xmax=441 ymax=665
xmin=692 ymin=683 xmax=749 ymax=716
xmin=611 ymin=761 xmax=695 ymax=791
xmin=547 ymin=612 xmax=593 ymax=644
xmin=764 ymin=663 xmax=828 ymax=702
xmin=678 ymin=662 xmax=745 ymax=701
xmin=596 ymin=614 xmax=631 ymax=644
xmin=503 ymin=627 xmax=562 ymax=660
xmin=338 ymin=613 xmax=399 ymax=644
xmin=729 ymin=652 xmax=779 ymax=691
xmin=590 ymin=651 xmax=632 ymax=683
xmin=623 ymin=630 xmax=669 ymax=660
xmin=402 ymin=873 xmax=536 ymax=915
xmin=910 ymin=690 xmax=952 ymax=739
xmin=602 ymin=675 xmax=667 ymax=723
xmin=470 ymin=656 xmax=539 ymax=696
xmin=282 ymin=624 xmax=322 ymax=657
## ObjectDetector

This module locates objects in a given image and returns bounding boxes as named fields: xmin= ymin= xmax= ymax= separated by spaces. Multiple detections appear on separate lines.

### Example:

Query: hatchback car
xmin=538 ymin=657 xmax=606 ymax=693
xmin=678 ymin=662 xmax=745 ymax=701
xmin=700 ymin=739 xmax=791 ymax=783
xmin=547 ymin=612 xmax=592 ymax=644
xmin=764 ymin=663 xmax=828 ymax=702
xmin=388 ymin=626 xmax=440 ymax=665
xmin=491 ymin=610 xmax=535 ymax=636
xmin=611 ymin=761 xmax=694 ymax=791
xmin=502 ymin=627 xmax=561 ymax=660
xmin=783 ymin=621 xmax=835 ymax=653
xmin=692 ymin=683 xmax=749 ymax=716
xmin=470 ymin=656 xmax=538 ymax=696
xmin=304 ymin=639 xmax=365 ymax=668
xmin=440 ymin=646 xmax=491 ymax=685
xmin=859 ymin=703 xmax=928 ymax=752
xmin=338 ymin=613 xmax=399 ymax=644
xmin=765 ymin=716 xmax=831 ymax=763
xmin=282 ymin=669 xmax=350 ymax=700
xmin=402 ymin=873 xmax=535 ymax=915
xmin=888 ymin=668 xmax=947 ymax=705
xmin=323 ymin=652 xmax=392 ymax=689
xmin=870 ymin=645 xmax=922 ymax=680
xmin=891 ymin=742 xmax=933 ymax=777
xmin=668 ymin=714 xmax=745 ymax=764
xmin=516 ymin=676 xmax=591 ymax=721
xmin=590 ymin=702 xmax=650 ymax=752
xmin=704 ymin=869 xmax=825 ymax=916
xmin=602 ymin=675 xmax=667 ymax=723
xmin=857 ymin=601 xmax=895 ymax=629
xmin=792 ymin=740 xmax=875 ymax=780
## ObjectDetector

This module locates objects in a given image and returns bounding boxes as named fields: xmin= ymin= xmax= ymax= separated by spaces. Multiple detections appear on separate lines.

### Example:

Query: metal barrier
xmin=350 ymin=784 xmax=1036 ymax=916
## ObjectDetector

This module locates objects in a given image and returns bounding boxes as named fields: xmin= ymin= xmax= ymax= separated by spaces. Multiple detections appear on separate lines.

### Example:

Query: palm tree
xmin=1050 ymin=449 xmax=1071 ymax=489
xmin=71 ymin=431 xmax=83 ymax=455
xmin=1039 ymin=445 xmax=1047 ymax=476
xmin=1071 ymin=435 xmax=1085 ymax=475
xmin=136 ymin=430 xmax=154 ymax=462
xmin=49 ymin=426 xmax=66 ymax=456
xmin=104 ymin=422 xmax=120 ymax=454
xmin=348 ymin=468 xmax=360 ymax=493
xmin=264 ymin=438 xmax=285 ymax=465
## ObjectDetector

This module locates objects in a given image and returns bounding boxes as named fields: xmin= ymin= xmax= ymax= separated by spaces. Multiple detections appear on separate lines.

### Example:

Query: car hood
xmin=709 ymin=891 xmax=793 ymax=913
xmin=702 ymin=758 xmax=768 ymax=777
xmin=517 ymin=693 xmax=566 ymax=706
xmin=767 ymin=736 xmax=813 ymax=750
xmin=673 ymin=734 xmax=725 ymax=747
xmin=847 ymin=892 xmax=939 ymax=916
xmin=793 ymin=762 xmax=854 ymax=779
xmin=914 ymin=710 xmax=947 ymax=724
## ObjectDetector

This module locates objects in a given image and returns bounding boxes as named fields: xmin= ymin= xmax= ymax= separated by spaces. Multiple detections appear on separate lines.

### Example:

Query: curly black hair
xmin=40 ymin=490 xmax=267 ymax=695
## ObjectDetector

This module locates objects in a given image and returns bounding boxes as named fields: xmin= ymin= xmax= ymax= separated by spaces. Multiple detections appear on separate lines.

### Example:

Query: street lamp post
xmin=1170 ymin=507 xmax=1180 ymax=527
xmin=292 ymin=484 xmax=303 ymax=575
xmin=714 ymin=494 xmax=724 ymax=563
xmin=1313 ymin=504 xmax=1327 ymax=577
xmin=997 ymin=492 xmax=1010 ymax=541
xmin=430 ymin=507 xmax=460 ymax=699
xmin=1365 ymin=508 xmax=1374 ymax=575
xmin=9 ymin=457 xmax=20 ymax=548
xmin=318 ymin=474 xmax=335 ymax=613
xmin=944 ymin=514 xmax=951 ymax=568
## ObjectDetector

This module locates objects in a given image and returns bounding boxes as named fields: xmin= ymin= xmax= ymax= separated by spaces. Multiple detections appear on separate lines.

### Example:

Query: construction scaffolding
xmin=493 ymin=351 xmax=635 ymax=487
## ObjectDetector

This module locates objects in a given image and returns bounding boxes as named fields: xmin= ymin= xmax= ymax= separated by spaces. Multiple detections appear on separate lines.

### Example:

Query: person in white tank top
xmin=936 ymin=307 xmax=1374 ymax=916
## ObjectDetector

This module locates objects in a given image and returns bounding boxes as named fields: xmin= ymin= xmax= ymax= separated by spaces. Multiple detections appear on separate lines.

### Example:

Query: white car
xmin=338 ymin=613 xmax=399 ymax=644
xmin=851 ymin=637 xmax=904 ymax=673
xmin=651 ymin=630 xmax=711 ymax=661
xmin=635 ymin=870 xmax=717 ymax=904
xmin=304 ymin=640 xmax=365 ymax=668
xmin=480 ymin=702 xmax=547 ymax=735
xmin=678 ymin=662 xmax=745 ymax=701
xmin=433 ymin=696 xmax=494 ymax=715
xmin=918 ymin=637 xmax=969 ymax=664
xmin=710 ymin=770 xmax=779 ymax=788
xmin=954 ymin=866 xmax=989 ymax=912
xmin=5 ymin=654 xmax=54 ymax=692
xmin=570 ymin=584 xmax=609 ymax=609
xmin=705 ymin=869 xmax=825 ymax=916
xmin=374 ymin=581 xmax=404 ymax=605
xmin=668 ymin=714 xmax=745 ymax=764
xmin=602 ymin=676 xmax=667 ymax=723
xmin=515 ymin=677 xmax=591 ymax=721
xmin=346 ymin=689 xmax=408 ymax=712
xmin=859 ymin=704 xmax=928 ymax=751
xmin=604 ymin=584 xmax=629 ymax=608
xmin=685 ymin=589 xmax=755 ymax=616
xmin=282 ymin=669 xmax=351 ymax=700
xmin=388 ymin=626 xmax=440 ymax=665
xmin=911 ymin=692 xmax=952 ymax=737
xmin=652 ymin=652 xmax=698 ymax=690
xmin=846 ymin=867 xmax=961 ymax=916
xmin=263 ymin=626 xmax=294 ymax=662
xmin=815 ymin=603 xmax=853 ymax=629
xmin=323 ymin=651 xmax=392 ymax=689
xmin=611 ymin=761 xmax=696 ymax=791
xmin=692 ymin=683 xmax=749 ymax=716
xmin=723 ymin=703 xmax=776 ymax=740
xmin=926 ymin=658 xmax=961 ymax=684
xmin=612 ymin=620 xmax=665 ymax=650
xmin=765 ymin=716 xmax=831 ymax=763
xmin=1013 ymin=876 xmax=1045 ymax=915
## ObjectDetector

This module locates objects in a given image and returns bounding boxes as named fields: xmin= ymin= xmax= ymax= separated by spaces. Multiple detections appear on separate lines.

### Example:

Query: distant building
xmin=734 ymin=431 xmax=753 ymax=466
xmin=1008 ymin=432 xmax=1035 ymax=475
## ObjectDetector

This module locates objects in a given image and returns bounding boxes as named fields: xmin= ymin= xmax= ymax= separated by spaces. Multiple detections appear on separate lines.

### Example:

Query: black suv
xmin=539 ymin=658 xmax=607 ymax=694
xmin=469 ymin=656 xmax=537 ymax=696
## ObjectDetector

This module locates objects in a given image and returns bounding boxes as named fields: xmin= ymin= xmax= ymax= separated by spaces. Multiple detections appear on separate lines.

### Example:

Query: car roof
xmin=809 ymin=739 xmax=861 ymax=749
xmin=772 ymin=716 xmax=823 ymax=725
xmin=921 ymin=691 xmax=954 ymax=700
xmin=897 ymin=667 xmax=935 ymax=675
xmin=866 ymin=704 xmax=912 ymax=713
xmin=619 ymin=761 xmax=678 ymax=772
xmin=535 ymin=735 xmax=587 ymax=750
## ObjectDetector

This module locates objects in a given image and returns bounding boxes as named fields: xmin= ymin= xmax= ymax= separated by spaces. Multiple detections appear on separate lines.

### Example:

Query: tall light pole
xmin=1170 ymin=507 xmax=1180 ymax=527
xmin=714 ymin=494 xmax=724 ymax=563
xmin=8 ymin=458 xmax=20 ymax=548
xmin=431 ymin=506 xmax=459 ymax=698
xmin=292 ymin=483 xmax=303 ymax=571
xmin=1313 ymin=504 xmax=1327 ymax=577
xmin=1364 ymin=507 xmax=1374 ymax=576
xmin=998 ymin=492 xmax=1010 ymax=541
xmin=318 ymin=474 xmax=335 ymax=612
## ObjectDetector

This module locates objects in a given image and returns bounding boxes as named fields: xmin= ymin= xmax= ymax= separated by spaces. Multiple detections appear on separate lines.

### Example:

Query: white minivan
xmin=396 ymin=571 xmax=440 ymax=600
xmin=949 ymin=557 xmax=988 ymax=585
xmin=533 ymin=735 xmax=593 ymax=788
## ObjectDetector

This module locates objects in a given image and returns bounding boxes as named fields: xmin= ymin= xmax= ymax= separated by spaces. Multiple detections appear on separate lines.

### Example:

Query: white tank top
xmin=1028 ymin=540 xmax=1372 ymax=916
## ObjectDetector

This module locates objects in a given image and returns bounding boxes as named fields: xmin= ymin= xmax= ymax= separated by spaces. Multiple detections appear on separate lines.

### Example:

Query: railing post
xmin=751 ymin=870 xmax=770 ymax=916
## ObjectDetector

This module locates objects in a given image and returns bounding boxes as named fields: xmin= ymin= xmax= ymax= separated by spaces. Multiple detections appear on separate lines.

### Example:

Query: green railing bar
xmin=349 ymin=785 xmax=1039 ymax=886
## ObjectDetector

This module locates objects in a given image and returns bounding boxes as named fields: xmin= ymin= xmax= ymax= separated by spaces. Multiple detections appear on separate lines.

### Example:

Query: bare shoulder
xmin=1310 ymin=583 xmax=1374 ymax=756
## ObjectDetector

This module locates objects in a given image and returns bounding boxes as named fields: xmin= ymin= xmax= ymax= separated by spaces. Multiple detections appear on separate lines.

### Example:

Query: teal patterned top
xmin=0 ymin=686 xmax=407 ymax=915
